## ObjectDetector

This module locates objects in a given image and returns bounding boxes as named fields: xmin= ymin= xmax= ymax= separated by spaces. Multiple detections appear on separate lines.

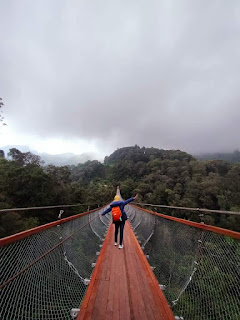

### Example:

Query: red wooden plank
xmin=126 ymin=226 xmax=159 ymax=320
xmin=106 ymin=239 xmax=120 ymax=319
xmin=118 ymin=250 xmax=131 ymax=320
xmin=134 ymin=251 xmax=167 ymax=320
xmin=96 ymin=240 xmax=111 ymax=281
xmin=91 ymin=276 xmax=110 ymax=319
xmin=78 ymin=279 xmax=100 ymax=320
xmin=126 ymin=222 xmax=175 ymax=319
xmin=78 ymin=220 xmax=175 ymax=320
xmin=112 ymin=246 xmax=120 ymax=320
xmin=106 ymin=244 xmax=116 ymax=314
xmin=104 ymin=239 xmax=113 ymax=281
xmin=105 ymin=310 xmax=113 ymax=320
xmin=132 ymin=253 xmax=156 ymax=319
xmin=124 ymin=229 xmax=147 ymax=320
xmin=78 ymin=225 xmax=113 ymax=319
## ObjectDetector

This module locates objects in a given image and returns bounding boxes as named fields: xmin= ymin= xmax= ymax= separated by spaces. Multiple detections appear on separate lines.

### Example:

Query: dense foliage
xmin=0 ymin=145 xmax=240 ymax=237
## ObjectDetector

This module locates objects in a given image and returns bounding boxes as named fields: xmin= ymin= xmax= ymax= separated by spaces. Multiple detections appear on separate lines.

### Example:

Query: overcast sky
xmin=0 ymin=0 xmax=240 ymax=158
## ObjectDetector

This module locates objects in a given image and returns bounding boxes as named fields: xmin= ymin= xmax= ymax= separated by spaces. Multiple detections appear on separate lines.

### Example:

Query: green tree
xmin=8 ymin=148 xmax=43 ymax=166
xmin=0 ymin=97 xmax=7 ymax=126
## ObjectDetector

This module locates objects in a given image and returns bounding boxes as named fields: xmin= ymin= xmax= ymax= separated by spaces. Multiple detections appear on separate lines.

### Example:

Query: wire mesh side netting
xmin=0 ymin=207 xmax=111 ymax=320
xmin=126 ymin=205 xmax=156 ymax=249
xmin=128 ymin=206 xmax=240 ymax=320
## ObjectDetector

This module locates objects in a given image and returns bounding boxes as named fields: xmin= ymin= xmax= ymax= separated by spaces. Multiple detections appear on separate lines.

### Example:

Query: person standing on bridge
xmin=101 ymin=194 xmax=138 ymax=249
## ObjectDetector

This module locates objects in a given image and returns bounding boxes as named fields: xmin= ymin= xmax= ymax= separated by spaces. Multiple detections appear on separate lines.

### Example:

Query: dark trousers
xmin=114 ymin=221 xmax=125 ymax=245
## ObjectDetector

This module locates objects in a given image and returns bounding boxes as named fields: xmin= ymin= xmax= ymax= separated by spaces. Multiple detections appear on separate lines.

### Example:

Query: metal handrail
xmin=131 ymin=204 xmax=240 ymax=240
xmin=0 ymin=202 xmax=105 ymax=213
xmin=135 ymin=202 xmax=240 ymax=216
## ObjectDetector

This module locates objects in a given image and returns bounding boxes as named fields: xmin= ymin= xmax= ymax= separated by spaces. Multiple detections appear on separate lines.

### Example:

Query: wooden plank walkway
xmin=78 ymin=222 xmax=175 ymax=320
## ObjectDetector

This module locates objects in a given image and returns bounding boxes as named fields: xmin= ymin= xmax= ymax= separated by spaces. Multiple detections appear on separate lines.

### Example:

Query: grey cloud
xmin=0 ymin=0 xmax=240 ymax=155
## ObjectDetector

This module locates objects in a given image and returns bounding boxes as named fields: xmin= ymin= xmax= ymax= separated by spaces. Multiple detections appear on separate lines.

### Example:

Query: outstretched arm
xmin=122 ymin=194 xmax=138 ymax=206
xmin=101 ymin=206 xmax=112 ymax=216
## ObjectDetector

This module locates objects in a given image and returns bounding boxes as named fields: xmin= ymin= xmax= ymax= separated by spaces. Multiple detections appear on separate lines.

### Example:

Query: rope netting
xmin=0 ymin=206 xmax=110 ymax=320
xmin=126 ymin=205 xmax=240 ymax=320
xmin=127 ymin=205 xmax=156 ymax=249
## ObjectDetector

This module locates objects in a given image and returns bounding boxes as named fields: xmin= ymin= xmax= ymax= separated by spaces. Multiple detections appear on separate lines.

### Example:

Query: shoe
xmin=114 ymin=242 xmax=118 ymax=246
xmin=118 ymin=244 xmax=124 ymax=249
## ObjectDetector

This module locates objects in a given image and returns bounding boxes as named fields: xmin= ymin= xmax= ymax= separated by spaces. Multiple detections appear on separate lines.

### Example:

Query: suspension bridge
xmin=0 ymin=190 xmax=239 ymax=320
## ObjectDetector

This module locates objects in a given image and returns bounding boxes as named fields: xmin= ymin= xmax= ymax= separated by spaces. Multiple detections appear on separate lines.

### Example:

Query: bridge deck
xmin=78 ymin=222 xmax=174 ymax=320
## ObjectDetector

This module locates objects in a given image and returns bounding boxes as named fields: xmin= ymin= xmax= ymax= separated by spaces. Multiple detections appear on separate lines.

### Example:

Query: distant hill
xmin=196 ymin=150 xmax=240 ymax=163
xmin=0 ymin=145 xmax=96 ymax=166
xmin=104 ymin=145 xmax=194 ymax=164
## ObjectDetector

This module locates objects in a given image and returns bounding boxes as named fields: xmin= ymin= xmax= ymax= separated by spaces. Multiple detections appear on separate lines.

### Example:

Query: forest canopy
xmin=0 ymin=145 xmax=240 ymax=237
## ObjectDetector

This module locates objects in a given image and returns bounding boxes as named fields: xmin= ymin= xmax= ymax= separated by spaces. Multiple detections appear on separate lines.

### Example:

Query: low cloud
xmin=1 ymin=0 xmax=240 ymax=155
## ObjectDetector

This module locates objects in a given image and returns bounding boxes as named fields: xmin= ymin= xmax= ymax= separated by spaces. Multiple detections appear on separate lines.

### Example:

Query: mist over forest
xmin=1 ymin=144 xmax=240 ymax=166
